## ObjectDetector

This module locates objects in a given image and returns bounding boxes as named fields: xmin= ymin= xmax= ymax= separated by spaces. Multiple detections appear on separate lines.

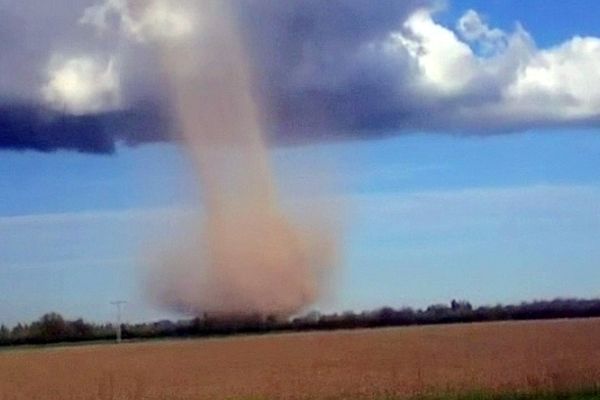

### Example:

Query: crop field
xmin=1 ymin=318 xmax=600 ymax=400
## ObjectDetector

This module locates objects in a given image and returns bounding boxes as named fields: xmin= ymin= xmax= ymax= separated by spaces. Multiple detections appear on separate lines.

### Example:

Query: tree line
xmin=2 ymin=298 xmax=600 ymax=347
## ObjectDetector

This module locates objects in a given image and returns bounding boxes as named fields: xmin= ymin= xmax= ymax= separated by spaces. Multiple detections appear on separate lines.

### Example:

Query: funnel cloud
xmin=131 ymin=0 xmax=337 ymax=317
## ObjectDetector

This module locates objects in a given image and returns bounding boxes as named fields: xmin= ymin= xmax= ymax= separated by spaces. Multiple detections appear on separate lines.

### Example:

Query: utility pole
xmin=110 ymin=301 xmax=127 ymax=343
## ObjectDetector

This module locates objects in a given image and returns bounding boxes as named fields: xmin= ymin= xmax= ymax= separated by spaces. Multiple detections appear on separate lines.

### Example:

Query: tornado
xmin=136 ymin=0 xmax=337 ymax=318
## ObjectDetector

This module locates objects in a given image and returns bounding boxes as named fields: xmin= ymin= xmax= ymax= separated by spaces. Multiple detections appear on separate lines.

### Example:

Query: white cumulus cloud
xmin=382 ymin=7 xmax=600 ymax=130
xmin=80 ymin=0 xmax=197 ymax=43
xmin=42 ymin=56 xmax=120 ymax=114
xmin=456 ymin=9 xmax=507 ymax=54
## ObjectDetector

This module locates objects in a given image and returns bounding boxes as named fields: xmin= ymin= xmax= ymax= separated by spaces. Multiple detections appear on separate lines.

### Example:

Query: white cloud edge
xmin=386 ymin=7 xmax=600 ymax=123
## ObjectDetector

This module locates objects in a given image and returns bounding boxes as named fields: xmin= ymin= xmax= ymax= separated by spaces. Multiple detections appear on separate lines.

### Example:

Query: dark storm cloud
xmin=2 ymin=0 xmax=600 ymax=153
xmin=0 ymin=0 xmax=103 ymax=99
xmin=0 ymin=0 xmax=435 ymax=152
xmin=0 ymin=103 xmax=169 ymax=153
xmin=237 ymin=0 xmax=432 ymax=141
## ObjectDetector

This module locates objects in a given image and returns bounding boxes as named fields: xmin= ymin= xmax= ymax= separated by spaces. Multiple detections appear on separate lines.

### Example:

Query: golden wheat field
xmin=1 ymin=318 xmax=600 ymax=400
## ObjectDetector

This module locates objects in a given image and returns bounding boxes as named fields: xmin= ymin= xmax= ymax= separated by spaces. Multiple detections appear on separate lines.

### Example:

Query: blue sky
xmin=1 ymin=1 xmax=600 ymax=325
xmin=2 ymin=130 xmax=599 ymax=325
xmin=444 ymin=0 xmax=600 ymax=47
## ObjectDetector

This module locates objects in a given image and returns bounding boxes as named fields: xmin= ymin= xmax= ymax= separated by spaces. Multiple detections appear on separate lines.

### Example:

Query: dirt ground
xmin=1 ymin=318 xmax=600 ymax=400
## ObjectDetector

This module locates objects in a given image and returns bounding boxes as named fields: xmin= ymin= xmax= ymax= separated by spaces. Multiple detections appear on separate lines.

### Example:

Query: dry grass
xmin=1 ymin=318 xmax=600 ymax=400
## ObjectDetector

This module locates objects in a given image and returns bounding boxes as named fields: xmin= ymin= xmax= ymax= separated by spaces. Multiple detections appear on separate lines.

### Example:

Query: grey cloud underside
xmin=0 ymin=103 xmax=169 ymax=153
xmin=1 ymin=0 xmax=434 ymax=152
xmin=0 ymin=0 xmax=414 ymax=153
xmin=2 ymin=0 xmax=600 ymax=153
xmin=240 ymin=0 xmax=432 ymax=139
